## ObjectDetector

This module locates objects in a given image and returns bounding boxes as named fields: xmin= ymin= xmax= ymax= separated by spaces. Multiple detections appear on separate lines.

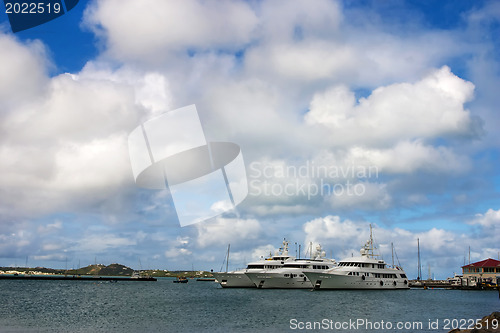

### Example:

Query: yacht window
xmin=300 ymin=274 xmax=304 ymax=277
xmin=400 ymin=274 xmax=407 ymax=278
xmin=284 ymin=274 xmax=289 ymax=277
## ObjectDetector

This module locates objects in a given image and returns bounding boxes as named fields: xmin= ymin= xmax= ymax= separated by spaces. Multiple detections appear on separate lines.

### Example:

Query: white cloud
xmin=303 ymin=216 xmax=369 ymax=252
xmin=327 ymin=182 xmax=392 ymax=210
xmin=346 ymin=140 xmax=471 ymax=174
xmin=246 ymin=41 xmax=356 ymax=81
xmin=196 ymin=216 xmax=261 ymax=248
xmin=37 ymin=221 xmax=63 ymax=234
xmin=305 ymin=66 xmax=478 ymax=146
xmin=83 ymin=0 xmax=258 ymax=63
xmin=0 ymin=34 xmax=48 ymax=109
xmin=75 ymin=233 xmax=136 ymax=253
xmin=32 ymin=254 xmax=67 ymax=261
xmin=164 ymin=236 xmax=192 ymax=258
xmin=470 ymin=208 xmax=500 ymax=227
xmin=0 ymin=35 xmax=179 ymax=218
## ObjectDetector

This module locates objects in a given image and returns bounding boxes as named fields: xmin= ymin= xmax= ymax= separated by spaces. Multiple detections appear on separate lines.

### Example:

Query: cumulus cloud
xmin=164 ymin=236 xmax=193 ymax=259
xmin=346 ymin=140 xmax=471 ymax=174
xmin=305 ymin=66 xmax=478 ymax=146
xmin=470 ymin=208 xmax=500 ymax=227
xmin=0 ymin=34 xmax=48 ymax=109
xmin=327 ymin=182 xmax=392 ymax=210
xmin=75 ymin=233 xmax=136 ymax=253
xmin=83 ymin=0 xmax=258 ymax=63
xmin=0 ymin=34 xmax=178 ymax=219
xmin=196 ymin=216 xmax=261 ymax=248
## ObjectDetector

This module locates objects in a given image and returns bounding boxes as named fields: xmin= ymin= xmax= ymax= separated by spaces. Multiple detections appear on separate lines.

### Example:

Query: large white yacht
xmin=304 ymin=226 xmax=410 ymax=290
xmin=213 ymin=239 xmax=294 ymax=288
xmin=245 ymin=244 xmax=336 ymax=289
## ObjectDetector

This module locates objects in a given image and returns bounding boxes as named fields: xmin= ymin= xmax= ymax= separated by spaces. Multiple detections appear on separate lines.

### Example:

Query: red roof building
xmin=462 ymin=258 xmax=500 ymax=281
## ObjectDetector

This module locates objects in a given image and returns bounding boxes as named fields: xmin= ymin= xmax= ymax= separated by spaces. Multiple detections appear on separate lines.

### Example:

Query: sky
xmin=0 ymin=0 xmax=499 ymax=279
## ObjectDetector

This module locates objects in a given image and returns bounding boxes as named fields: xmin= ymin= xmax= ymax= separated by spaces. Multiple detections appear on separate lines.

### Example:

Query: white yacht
xmin=304 ymin=226 xmax=409 ymax=290
xmin=245 ymin=244 xmax=336 ymax=289
xmin=213 ymin=239 xmax=294 ymax=288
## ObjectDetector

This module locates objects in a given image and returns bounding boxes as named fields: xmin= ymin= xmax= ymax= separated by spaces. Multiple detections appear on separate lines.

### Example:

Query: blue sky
xmin=0 ymin=0 xmax=499 ymax=279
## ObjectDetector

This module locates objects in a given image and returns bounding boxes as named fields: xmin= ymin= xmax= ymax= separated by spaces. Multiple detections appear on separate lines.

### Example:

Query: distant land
xmin=0 ymin=263 xmax=214 ymax=278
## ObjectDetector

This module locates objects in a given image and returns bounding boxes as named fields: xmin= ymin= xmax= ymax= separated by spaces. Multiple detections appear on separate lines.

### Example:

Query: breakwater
xmin=0 ymin=274 xmax=156 ymax=281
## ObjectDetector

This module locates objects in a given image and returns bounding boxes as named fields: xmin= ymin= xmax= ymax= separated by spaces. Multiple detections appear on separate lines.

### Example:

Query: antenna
xmin=468 ymin=246 xmax=470 ymax=264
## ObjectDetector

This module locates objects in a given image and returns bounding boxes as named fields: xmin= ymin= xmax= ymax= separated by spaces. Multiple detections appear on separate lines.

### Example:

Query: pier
xmin=0 ymin=274 xmax=156 ymax=282
xmin=409 ymin=280 xmax=498 ymax=290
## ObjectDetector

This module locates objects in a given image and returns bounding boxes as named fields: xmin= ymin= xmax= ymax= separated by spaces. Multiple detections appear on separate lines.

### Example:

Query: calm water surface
xmin=0 ymin=278 xmax=498 ymax=332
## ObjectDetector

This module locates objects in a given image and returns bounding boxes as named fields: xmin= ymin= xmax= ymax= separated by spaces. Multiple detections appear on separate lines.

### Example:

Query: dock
xmin=409 ymin=280 xmax=498 ymax=290
xmin=0 ymin=274 xmax=156 ymax=282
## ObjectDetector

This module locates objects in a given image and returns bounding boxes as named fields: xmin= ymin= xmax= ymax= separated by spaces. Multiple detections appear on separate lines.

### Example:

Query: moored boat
xmin=213 ymin=239 xmax=295 ymax=288
xmin=304 ymin=226 xmax=409 ymax=290
xmin=173 ymin=276 xmax=188 ymax=283
xmin=245 ymin=244 xmax=336 ymax=289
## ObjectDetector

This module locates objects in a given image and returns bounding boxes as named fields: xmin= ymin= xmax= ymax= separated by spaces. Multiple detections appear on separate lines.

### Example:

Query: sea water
xmin=0 ymin=278 xmax=498 ymax=332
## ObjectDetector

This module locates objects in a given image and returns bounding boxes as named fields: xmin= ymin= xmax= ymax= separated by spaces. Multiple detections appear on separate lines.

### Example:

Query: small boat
xmin=173 ymin=276 xmax=188 ymax=283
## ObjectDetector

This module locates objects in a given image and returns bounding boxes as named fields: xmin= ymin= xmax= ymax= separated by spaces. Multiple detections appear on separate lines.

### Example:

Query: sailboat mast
xmin=226 ymin=244 xmax=230 ymax=273
xmin=417 ymin=238 xmax=422 ymax=281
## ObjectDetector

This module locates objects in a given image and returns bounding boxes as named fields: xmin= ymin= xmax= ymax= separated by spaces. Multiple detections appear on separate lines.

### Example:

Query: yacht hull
xmin=212 ymin=272 xmax=256 ymax=288
xmin=245 ymin=272 xmax=312 ymax=289
xmin=305 ymin=272 xmax=410 ymax=290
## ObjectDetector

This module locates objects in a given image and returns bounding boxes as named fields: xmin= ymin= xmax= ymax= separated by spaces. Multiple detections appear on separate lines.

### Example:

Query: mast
xmin=391 ymin=243 xmax=395 ymax=267
xmin=417 ymin=238 xmax=422 ymax=281
xmin=225 ymin=244 xmax=230 ymax=273
xmin=368 ymin=224 xmax=376 ymax=258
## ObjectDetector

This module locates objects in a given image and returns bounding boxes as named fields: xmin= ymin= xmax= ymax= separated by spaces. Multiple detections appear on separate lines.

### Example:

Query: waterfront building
xmin=462 ymin=258 xmax=500 ymax=284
